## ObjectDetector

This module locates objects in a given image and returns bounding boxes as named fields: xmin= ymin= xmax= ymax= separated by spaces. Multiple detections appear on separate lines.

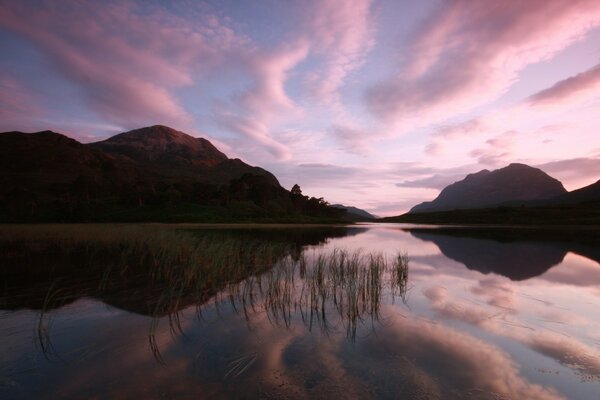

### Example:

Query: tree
xmin=291 ymin=184 xmax=302 ymax=196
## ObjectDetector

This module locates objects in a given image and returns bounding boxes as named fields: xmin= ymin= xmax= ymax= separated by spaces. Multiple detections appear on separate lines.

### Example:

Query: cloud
xmin=433 ymin=119 xmax=486 ymax=140
xmin=366 ymin=308 xmax=565 ymax=399
xmin=215 ymin=111 xmax=292 ymax=160
xmin=329 ymin=124 xmax=373 ymax=155
xmin=0 ymin=75 xmax=44 ymax=132
xmin=424 ymin=285 xmax=500 ymax=328
xmin=304 ymin=0 xmax=375 ymax=105
xmin=0 ymin=1 xmax=246 ymax=130
xmin=395 ymin=164 xmax=476 ymax=190
xmin=239 ymin=41 xmax=310 ymax=119
xmin=469 ymin=131 xmax=517 ymax=166
xmin=421 ymin=272 xmax=600 ymax=381
xmin=396 ymin=173 xmax=465 ymax=190
xmin=526 ymin=333 xmax=600 ymax=377
xmin=470 ymin=277 xmax=518 ymax=312
xmin=536 ymin=157 xmax=600 ymax=189
xmin=366 ymin=0 xmax=600 ymax=127
xmin=217 ymin=41 xmax=309 ymax=160
xmin=528 ymin=63 xmax=600 ymax=105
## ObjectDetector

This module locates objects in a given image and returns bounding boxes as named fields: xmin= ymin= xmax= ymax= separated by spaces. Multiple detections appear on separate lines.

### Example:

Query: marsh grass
xmin=0 ymin=224 xmax=410 ymax=363
xmin=223 ymin=249 xmax=410 ymax=342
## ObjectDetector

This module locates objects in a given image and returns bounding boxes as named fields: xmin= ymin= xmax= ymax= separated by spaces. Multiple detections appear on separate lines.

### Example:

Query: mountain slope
xmin=89 ymin=125 xmax=228 ymax=167
xmin=0 ymin=127 xmax=342 ymax=222
xmin=553 ymin=179 xmax=600 ymax=204
xmin=89 ymin=125 xmax=280 ymax=187
xmin=0 ymin=130 xmax=141 ymax=198
xmin=331 ymin=204 xmax=376 ymax=220
xmin=410 ymin=163 xmax=566 ymax=213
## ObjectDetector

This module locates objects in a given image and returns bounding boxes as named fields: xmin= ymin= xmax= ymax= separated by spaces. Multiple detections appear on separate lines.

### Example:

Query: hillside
xmin=331 ymin=204 xmax=376 ymax=221
xmin=410 ymin=163 xmax=566 ymax=213
xmin=383 ymin=163 xmax=600 ymax=226
xmin=0 ymin=127 xmax=343 ymax=223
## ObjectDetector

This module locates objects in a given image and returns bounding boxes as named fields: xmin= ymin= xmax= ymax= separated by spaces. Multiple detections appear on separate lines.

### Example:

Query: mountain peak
xmin=90 ymin=125 xmax=227 ymax=167
xmin=410 ymin=163 xmax=567 ymax=213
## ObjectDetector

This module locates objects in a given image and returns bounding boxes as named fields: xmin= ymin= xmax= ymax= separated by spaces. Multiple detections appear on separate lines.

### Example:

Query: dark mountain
xmin=331 ymin=204 xmax=376 ymax=221
xmin=90 ymin=125 xmax=228 ymax=166
xmin=410 ymin=163 xmax=566 ymax=213
xmin=553 ymin=179 xmax=600 ymax=205
xmin=405 ymin=227 xmax=600 ymax=280
xmin=0 ymin=130 xmax=141 ymax=204
xmin=89 ymin=125 xmax=280 ymax=186
xmin=0 ymin=126 xmax=343 ymax=222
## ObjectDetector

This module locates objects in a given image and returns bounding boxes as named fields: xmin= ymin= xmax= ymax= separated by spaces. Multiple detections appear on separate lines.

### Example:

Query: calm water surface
xmin=1 ymin=224 xmax=600 ymax=399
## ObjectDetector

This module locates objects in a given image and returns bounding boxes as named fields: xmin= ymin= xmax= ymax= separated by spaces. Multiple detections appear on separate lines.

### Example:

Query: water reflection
xmin=0 ymin=225 xmax=367 ymax=314
xmin=1 ymin=224 xmax=600 ymax=399
xmin=405 ymin=226 xmax=600 ymax=280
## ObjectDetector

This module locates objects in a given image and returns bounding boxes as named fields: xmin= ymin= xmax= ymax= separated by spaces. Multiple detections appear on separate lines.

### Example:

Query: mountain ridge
xmin=409 ymin=163 xmax=567 ymax=213
xmin=0 ymin=126 xmax=342 ymax=222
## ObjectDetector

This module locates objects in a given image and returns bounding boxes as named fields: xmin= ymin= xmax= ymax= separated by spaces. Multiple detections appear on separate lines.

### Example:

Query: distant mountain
xmin=410 ymin=163 xmax=566 ymax=213
xmin=0 ymin=126 xmax=343 ymax=222
xmin=331 ymin=204 xmax=376 ymax=221
xmin=406 ymin=227 xmax=600 ymax=280
xmin=553 ymin=179 xmax=600 ymax=205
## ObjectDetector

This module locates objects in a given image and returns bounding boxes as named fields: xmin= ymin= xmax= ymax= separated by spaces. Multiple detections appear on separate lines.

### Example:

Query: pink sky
xmin=1 ymin=0 xmax=599 ymax=215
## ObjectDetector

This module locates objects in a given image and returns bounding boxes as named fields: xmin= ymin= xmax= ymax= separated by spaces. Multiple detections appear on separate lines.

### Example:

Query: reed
xmin=0 ymin=224 xmax=410 ymax=361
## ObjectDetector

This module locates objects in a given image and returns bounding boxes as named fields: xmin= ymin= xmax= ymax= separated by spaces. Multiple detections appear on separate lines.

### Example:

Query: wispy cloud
xmin=304 ymin=0 xmax=375 ymax=105
xmin=366 ymin=0 xmax=600 ymax=127
xmin=528 ymin=63 xmax=600 ymax=105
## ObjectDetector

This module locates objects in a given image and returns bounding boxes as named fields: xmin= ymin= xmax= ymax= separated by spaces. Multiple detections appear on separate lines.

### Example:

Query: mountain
xmin=90 ymin=125 xmax=228 ymax=167
xmin=0 ymin=130 xmax=141 ymax=199
xmin=331 ymin=204 xmax=376 ymax=221
xmin=0 ymin=126 xmax=343 ymax=222
xmin=405 ymin=227 xmax=600 ymax=280
xmin=409 ymin=163 xmax=566 ymax=213
xmin=89 ymin=125 xmax=279 ymax=186
xmin=553 ymin=179 xmax=600 ymax=205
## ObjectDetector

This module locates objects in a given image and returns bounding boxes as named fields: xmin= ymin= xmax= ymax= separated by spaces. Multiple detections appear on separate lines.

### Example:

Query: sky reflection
xmin=1 ymin=224 xmax=599 ymax=399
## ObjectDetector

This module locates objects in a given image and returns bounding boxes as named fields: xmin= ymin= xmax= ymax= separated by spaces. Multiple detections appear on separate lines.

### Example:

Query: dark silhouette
xmin=0 ymin=126 xmax=345 ymax=222
xmin=410 ymin=163 xmax=566 ymax=214
xmin=405 ymin=227 xmax=600 ymax=280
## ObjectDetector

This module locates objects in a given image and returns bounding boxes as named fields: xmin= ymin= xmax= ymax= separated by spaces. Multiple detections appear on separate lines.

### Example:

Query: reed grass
xmin=0 ymin=224 xmax=410 ymax=362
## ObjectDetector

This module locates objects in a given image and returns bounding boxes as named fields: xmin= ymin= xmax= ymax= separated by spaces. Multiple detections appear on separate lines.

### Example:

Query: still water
xmin=1 ymin=224 xmax=599 ymax=399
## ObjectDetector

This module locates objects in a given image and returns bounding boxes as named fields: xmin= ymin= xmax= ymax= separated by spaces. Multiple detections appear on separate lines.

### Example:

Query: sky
xmin=1 ymin=0 xmax=600 ymax=216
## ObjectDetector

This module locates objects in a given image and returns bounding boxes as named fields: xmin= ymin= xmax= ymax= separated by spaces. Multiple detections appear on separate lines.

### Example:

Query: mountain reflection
xmin=0 ymin=225 xmax=368 ymax=315
xmin=406 ymin=227 xmax=600 ymax=280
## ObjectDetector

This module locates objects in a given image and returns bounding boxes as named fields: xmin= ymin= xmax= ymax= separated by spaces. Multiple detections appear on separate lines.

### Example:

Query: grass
xmin=225 ymin=248 xmax=410 ymax=341
xmin=0 ymin=224 xmax=410 ymax=361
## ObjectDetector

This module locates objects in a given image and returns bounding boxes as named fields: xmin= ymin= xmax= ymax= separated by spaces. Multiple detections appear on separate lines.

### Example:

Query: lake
xmin=1 ymin=223 xmax=599 ymax=399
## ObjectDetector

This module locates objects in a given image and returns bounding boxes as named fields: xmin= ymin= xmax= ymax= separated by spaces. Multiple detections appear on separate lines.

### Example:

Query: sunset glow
xmin=1 ymin=0 xmax=599 ymax=215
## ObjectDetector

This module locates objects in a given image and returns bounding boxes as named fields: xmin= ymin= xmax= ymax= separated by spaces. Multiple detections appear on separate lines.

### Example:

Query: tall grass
xmin=224 ymin=249 xmax=410 ymax=341
xmin=0 ymin=224 xmax=410 ymax=359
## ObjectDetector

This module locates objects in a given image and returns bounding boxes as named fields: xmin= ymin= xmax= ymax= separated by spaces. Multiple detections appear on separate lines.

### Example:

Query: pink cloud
xmin=217 ymin=41 xmax=309 ymax=160
xmin=366 ymin=0 xmax=600 ymax=126
xmin=528 ymin=63 xmax=600 ymax=105
xmin=0 ymin=1 xmax=246 ymax=130
xmin=239 ymin=41 xmax=310 ymax=119
xmin=329 ymin=124 xmax=373 ymax=155
xmin=425 ymin=118 xmax=487 ymax=156
xmin=215 ymin=111 xmax=291 ymax=160
xmin=536 ymin=157 xmax=600 ymax=190
xmin=0 ymin=76 xmax=44 ymax=132
xmin=374 ymin=308 xmax=565 ymax=399
xmin=304 ymin=0 xmax=375 ymax=105
xmin=469 ymin=131 xmax=517 ymax=166
xmin=396 ymin=171 xmax=470 ymax=190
